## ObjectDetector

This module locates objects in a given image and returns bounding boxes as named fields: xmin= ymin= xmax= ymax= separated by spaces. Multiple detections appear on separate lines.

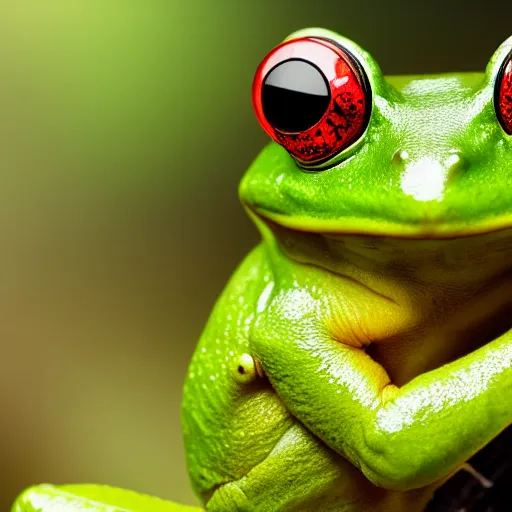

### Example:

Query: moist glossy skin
xmin=11 ymin=28 xmax=512 ymax=512
xmin=184 ymin=28 xmax=512 ymax=511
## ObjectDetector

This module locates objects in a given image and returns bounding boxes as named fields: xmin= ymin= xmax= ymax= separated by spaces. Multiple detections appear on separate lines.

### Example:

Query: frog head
xmin=241 ymin=29 xmax=512 ymax=313
xmin=241 ymin=27 xmax=512 ymax=235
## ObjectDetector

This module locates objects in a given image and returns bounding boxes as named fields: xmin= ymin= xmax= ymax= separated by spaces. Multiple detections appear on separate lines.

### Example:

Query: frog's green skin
xmin=12 ymin=28 xmax=512 ymax=512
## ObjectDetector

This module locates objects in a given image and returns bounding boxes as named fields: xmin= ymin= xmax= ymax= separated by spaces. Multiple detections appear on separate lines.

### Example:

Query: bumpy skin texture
xmin=11 ymin=28 xmax=512 ymax=512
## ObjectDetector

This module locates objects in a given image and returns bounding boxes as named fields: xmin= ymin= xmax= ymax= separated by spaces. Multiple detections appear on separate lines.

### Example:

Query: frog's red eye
xmin=252 ymin=37 xmax=371 ymax=167
xmin=496 ymin=53 xmax=512 ymax=135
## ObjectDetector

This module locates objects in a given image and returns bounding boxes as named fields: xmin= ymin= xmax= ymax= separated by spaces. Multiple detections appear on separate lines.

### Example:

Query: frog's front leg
xmin=206 ymin=422 xmax=437 ymax=512
xmin=12 ymin=484 xmax=203 ymax=512
xmin=252 ymin=282 xmax=512 ymax=492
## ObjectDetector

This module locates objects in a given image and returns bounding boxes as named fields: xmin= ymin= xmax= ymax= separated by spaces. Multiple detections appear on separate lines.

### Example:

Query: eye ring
xmin=495 ymin=50 xmax=512 ymax=135
xmin=252 ymin=37 xmax=372 ymax=168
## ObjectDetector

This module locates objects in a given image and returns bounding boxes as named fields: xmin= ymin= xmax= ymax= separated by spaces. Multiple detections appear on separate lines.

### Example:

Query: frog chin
xmin=255 ymin=210 xmax=512 ymax=289
xmin=253 ymin=208 xmax=512 ymax=384
xmin=273 ymin=211 xmax=510 ymax=304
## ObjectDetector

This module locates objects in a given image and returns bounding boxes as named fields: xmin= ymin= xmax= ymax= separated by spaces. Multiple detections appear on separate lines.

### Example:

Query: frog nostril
xmin=392 ymin=149 xmax=410 ymax=169
xmin=444 ymin=152 xmax=469 ymax=181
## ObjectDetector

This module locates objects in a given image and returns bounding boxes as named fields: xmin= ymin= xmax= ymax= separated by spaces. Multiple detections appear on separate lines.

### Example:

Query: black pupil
xmin=262 ymin=59 xmax=330 ymax=133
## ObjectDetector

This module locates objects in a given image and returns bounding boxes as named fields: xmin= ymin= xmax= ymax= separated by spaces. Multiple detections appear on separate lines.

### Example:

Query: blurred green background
xmin=2 ymin=0 xmax=512 ymax=508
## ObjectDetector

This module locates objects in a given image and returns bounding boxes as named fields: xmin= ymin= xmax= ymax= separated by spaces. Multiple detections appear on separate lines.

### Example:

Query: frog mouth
xmin=249 ymin=206 xmax=512 ymax=240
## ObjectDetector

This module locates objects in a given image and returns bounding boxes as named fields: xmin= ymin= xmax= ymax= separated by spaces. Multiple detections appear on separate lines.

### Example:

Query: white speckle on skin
xmin=257 ymin=282 xmax=275 ymax=313
xmin=279 ymin=288 xmax=319 ymax=322
xmin=376 ymin=343 xmax=512 ymax=433
xmin=315 ymin=351 xmax=381 ymax=409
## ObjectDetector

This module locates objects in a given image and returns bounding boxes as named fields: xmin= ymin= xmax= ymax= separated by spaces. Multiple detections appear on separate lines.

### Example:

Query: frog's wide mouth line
xmin=249 ymin=207 xmax=512 ymax=240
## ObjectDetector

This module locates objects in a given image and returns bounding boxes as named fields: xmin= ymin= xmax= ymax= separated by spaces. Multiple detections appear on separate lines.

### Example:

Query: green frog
xmin=12 ymin=28 xmax=512 ymax=512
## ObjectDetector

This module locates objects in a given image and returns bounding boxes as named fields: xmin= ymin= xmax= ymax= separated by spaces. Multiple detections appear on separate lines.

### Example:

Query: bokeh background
xmin=2 ymin=0 xmax=512 ymax=509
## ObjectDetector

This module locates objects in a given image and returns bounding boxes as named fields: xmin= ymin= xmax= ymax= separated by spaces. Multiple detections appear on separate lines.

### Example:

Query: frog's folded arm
xmin=254 ymin=289 xmax=512 ymax=493
xmin=11 ymin=484 xmax=203 ymax=512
